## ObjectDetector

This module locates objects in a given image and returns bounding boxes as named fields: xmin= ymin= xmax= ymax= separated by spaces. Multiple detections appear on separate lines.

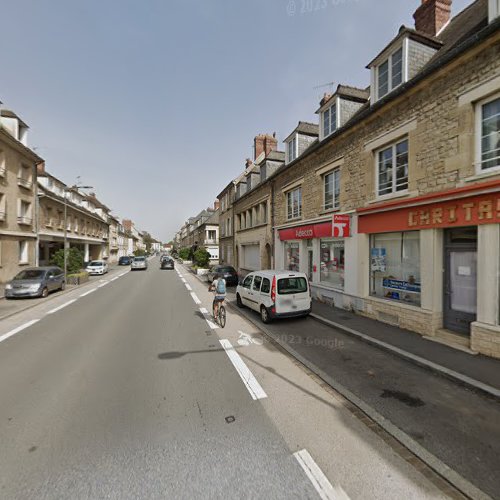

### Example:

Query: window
xmin=252 ymin=275 xmax=262 ymax=291
xmin=17 ymin=164 xmax=32 ymax=189
xmin=377 ymin=139 xmax=408 ymax=196
xmin=242 ymin=275 xmax=253 ymax=289
xmin=261 ymin=278 xmax=270 ymax=294
xmin=18 ymin=240 xmax=29 ymax=264
xmin=286 ymin=188 xmax=302 ymax=220
xmin=479 ymin=95 xmax=500 ymax=171
xmin=261 ymin=202 xmax=267 ymax=224
xmin=284 ymin=242 xmax=300 ymax=272
xmin=378 ymin=46 xmax=404 ymax=99
xmin=246 ymin=210 xmax=252 ymax=228
xmin=0 ymin=194 xmax=6 ymax=221
xmin=320 ymin=239 xmax=345 ymax=290
xmin=370 ymin=231 xmax=421 ymax=306
xmin=18 ymin=200 xmax=32 ymax=225
xmin=287 ymin=136 xmax=297 ymax=163
xmin=277 ymin=277 xmax=308 ymax=295
xmin=322 ymin=104 xmax=337 ymax=138
xmin=0 ymin=149 xmax=5 ymax=176
xmin=324 ymin=169 xmax=340 ymax=210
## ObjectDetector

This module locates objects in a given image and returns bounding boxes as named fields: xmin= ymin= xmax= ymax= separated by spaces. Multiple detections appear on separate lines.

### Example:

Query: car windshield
xmin=277 ymin=277 xmax=308 ymax=295
xmin=14 ymin=270 xmax=45 ymax=280
xmin=134 ymin=257 xmax=146 ymax=262
xmin=89 ymin=261 xmax=103 ymax=266
xmin=219 ymin=267 xmax=234 ymax=273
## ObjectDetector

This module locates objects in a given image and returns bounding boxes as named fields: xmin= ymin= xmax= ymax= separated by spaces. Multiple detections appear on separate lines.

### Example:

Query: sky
xmin=0 ymin=0 xmax=472 ymax=242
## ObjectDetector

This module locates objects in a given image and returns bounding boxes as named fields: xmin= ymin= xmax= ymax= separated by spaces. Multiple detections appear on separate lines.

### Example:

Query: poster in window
xmin=371 ymin=248 xmax=387 ymax=272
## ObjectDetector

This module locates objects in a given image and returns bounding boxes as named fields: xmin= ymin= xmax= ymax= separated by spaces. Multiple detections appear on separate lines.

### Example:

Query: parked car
xmin=160 ymin=257 xmax=174 ymax=270
xmin=118 ymin=256 xmax=132 ymax=266
xmin=206 ymin=265 xmax=239 ymax=286
xmin=236 ymin=270 xmax=311 ymax=323
xmin=86 ymin=260 xmax=108 ymax=275
xmin=131 ymin=256 xmax=148 ymax=270
xmin=5 ymin=266 xmax=65 ymax=299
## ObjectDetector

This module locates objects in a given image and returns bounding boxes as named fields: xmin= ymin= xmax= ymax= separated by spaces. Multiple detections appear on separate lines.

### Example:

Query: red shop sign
xmin=279 ymin=215 xmax=350 ymax=241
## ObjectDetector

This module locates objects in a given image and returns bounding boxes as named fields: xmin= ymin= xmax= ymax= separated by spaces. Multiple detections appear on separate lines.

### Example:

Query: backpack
xmin=216 ymin=279 xmax=226 ymax=295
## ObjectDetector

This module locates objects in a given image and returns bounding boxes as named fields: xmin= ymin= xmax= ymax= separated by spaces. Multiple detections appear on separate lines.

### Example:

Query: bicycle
xmin=213 ymin=299 xmax=226 ymax=328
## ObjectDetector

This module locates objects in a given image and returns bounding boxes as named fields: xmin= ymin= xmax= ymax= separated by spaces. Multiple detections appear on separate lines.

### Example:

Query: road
xmin=0 ymin=259 xmax=466 ymax=499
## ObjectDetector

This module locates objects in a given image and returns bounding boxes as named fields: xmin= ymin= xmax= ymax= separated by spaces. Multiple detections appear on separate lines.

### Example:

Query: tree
xmin=133 ymin=249 xmax=146 ymax=256
xmin=50 ymin=247 xmax=84 ymax=274
xmin=178 ymin=248 xmax=190 ymax=260
xmin=193 ymin=247 xmax=210 ymax=268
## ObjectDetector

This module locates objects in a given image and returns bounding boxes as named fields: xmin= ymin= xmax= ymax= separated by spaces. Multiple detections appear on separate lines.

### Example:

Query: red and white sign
xmin=279 ymin=215 xmax=351 ymax=241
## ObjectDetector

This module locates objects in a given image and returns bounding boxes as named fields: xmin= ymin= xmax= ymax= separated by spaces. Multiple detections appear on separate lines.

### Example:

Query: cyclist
xmin=209 ymin=272 xmax=226 ymax=320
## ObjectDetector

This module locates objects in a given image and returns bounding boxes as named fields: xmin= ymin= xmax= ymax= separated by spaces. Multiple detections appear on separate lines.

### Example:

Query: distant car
xmin=131 ymin=256 xmax=148 ymax=270
xmin=118 ymin=256 xmax=132 ymax=266
xmin=160 ymin=257 xmax=174 ymax=270
xmin=207 ymin=265 xmax=239 ymax=286
xmin=236 ymin=270 xmax=311 ymax=323
xmin=86 ymin=260 xmax=108 ymax=275
xmin=5 ymin=266 xmax=65 ymax=299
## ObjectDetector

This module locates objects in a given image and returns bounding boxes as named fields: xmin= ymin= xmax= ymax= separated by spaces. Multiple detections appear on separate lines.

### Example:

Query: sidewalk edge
xmin=228 ymin=302 xmax=492 ymax=500
xmin=311 ymin=313 xmax=500 ymax=400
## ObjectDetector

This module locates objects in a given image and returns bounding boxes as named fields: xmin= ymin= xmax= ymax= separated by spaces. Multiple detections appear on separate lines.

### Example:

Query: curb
xmin=226 ymin=301 xmax=492 ymax=500
xmin=311 ymin=313 xmax=500 ymax=401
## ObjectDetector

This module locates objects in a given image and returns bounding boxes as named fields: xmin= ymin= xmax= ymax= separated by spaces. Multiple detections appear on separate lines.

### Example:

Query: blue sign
xmin=382 ymin=278 xmax=421 ymax=293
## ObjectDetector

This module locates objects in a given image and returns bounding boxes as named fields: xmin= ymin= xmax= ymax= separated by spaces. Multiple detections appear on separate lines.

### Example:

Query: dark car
xmin=118 ymin=256 xmax=132 ymax=266
xmin=207 ymin=265 xmax=238 ymax=286
xmin=5 ymin=266 xmax=65 ymax=299
xmin=160 ymin=257 xmax=174 ymax=270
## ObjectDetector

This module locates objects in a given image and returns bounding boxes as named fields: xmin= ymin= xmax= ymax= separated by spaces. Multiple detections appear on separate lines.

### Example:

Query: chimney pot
xmin=254 ymin=133 xmax=278 ymax=160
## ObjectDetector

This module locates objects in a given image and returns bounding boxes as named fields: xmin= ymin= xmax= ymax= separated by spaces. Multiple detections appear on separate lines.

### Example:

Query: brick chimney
xmin=413 ymin=0 xmax=452 ymax=37
xmin=254 ymin=133 xmax=278 ymax=160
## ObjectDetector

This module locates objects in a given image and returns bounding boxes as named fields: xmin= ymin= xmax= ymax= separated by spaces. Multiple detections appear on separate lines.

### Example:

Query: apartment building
xmin=218 ymin=180 xmax=237 ymax=266
xmin=0 ymin=110 xmax=43 ymax=282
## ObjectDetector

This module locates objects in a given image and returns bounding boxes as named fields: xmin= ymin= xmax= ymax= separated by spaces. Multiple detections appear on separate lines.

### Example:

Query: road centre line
xmin=47 ymin=299 xmax=78 ymax=315
xmin=185 ymin=283 xmax=192 ymax=291
xmin=293 ymin=449 xmax=349 ymax=500
xmin=190 ymin=292 xmax=201 ymax=305
xmin=80 ymin=288 xmax=97 ymax=297
xmin=219 ymin=339 xmax=267 ymax=400
xmin=110 ymin=276 xmax=119 ymax=281
xmin=199 ymin=307 xmax=218 ymax=330
xmin=0 ymin=319 xmax=40 ymax=344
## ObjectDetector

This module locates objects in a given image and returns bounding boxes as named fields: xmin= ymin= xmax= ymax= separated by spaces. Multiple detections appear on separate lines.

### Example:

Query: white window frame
xmin=321 ymin=102 xmax=338 ymax=139
xmin=489 ymin=0 xmax=500 ymax=22
xmin=323 ymin=168 xmax=341 ymax=211
xmin=286 ymin=187 xmax=302 ymax=220
xmin=475 ymin=91 xmax=500 ymax=175
xmin=375 ymin=138 xmax=409 ymax=199
xmin=0 ymin=149 xmax=5 ymax=177
xmin=19 ymin=240 xmax=29 ymax=264
xmin=376 ymin=44 xmax=404 ymax=100
xmin=287 ymin=135 xmax=297 ymax=163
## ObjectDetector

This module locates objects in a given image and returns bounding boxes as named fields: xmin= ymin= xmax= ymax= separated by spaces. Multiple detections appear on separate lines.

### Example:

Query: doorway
xmin=443 ymin=227 xmax=478 ymax=335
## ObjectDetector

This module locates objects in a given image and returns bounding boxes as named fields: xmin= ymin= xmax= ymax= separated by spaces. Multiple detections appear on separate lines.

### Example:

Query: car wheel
xmin=260 ymin=306 xmax=271 ymax=324
xmin=41 ymin=287 xmax=49 ymax=298
xmin=236 ymin=293 xmax=243 ymax=308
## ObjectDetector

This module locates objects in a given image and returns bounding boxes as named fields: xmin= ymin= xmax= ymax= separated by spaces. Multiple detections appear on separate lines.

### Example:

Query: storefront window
xmin=285 ymin=242 xmax=300 ymax=272
xmin=370 ymin=231 xmax=421 ymax=306
xmin=320 ymin=239 xmax=344 ymax=290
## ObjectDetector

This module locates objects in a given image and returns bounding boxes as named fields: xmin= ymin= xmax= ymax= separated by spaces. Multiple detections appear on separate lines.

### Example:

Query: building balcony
xmin=17 ymin=177 xmax=33 ymax=189
xmin=0 ymin=166 xmax=5 ymax=177
xmin=17 ymin=215 xmax=33 ymax=225
xmin=204 ymin=239 xmax=218 ymax=245
xmin=0 ymin=210 xmax=6 ymax=222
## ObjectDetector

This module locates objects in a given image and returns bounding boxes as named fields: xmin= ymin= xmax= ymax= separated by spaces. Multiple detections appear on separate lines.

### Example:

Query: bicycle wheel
xmin=218 ymin=305 xmax=226 ymax=328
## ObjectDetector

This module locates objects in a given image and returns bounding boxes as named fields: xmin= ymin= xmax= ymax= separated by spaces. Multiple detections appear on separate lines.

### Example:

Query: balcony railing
xmin=204 ymin=238 xmax=218 ymax=245
xmin=17 ymin=177 xmax=33 ymax=189
xmin=17 ymin=215 xmax=33 ymax=225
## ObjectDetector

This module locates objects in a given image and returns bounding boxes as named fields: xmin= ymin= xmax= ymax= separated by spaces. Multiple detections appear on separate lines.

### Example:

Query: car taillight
xmin=271 ymin=276 xmax=276 ymax=303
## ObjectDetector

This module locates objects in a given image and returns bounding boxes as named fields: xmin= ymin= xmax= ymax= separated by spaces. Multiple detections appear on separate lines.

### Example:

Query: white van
xmin=236 ymin=270 xmax=311 ymax=323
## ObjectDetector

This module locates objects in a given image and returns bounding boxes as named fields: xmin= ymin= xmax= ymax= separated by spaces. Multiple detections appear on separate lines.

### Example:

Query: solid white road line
xmin=190 ymin=292 xmax=201 ymax=305
xmin=219 ymin=339 xmax=267 ymax=400
xmin=110 ymin=276 xmax=119 ymax=281
xmin=185 ymin=283 xmax=192 ymax=291
xmin=181 ymin=278 xmax=187 ymax=283
xmin=80 ymin=288 xmax=97 ymax=297
xmin=47 ymin=299 xmax=78 ymax=315
xmin=0 ymin=319 xmax=40 ymax=344
xmin=97 ymin=282 xmax=109 ymax=288
xmin=199 ymin=307 xmax=218 ymax=330
xmin=293 ymin=449 xmax=349 ymax=500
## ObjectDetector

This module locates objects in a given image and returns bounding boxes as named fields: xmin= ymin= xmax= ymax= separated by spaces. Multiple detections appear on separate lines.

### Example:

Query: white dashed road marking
xmin=294 ymin=449 xmax=349 ymax=500
xmin=190 ymin=292 xmax=201 ymax=305
xmin=0 ymin=320 xmax=40 ymax=344
xmin=47 ymin=300 xmax=78 ymax=315
xmin=219 ymin=339 xmax=267 ymax=400
xmin=199 ymin=307 xmax=218 ymax=330
xmin=185 ymin=284 xmax=192 ymax=291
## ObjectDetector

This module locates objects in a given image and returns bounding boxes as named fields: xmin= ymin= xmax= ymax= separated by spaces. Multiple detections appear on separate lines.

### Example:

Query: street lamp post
xmin=63 ymin=184 xmax=93 ymax=279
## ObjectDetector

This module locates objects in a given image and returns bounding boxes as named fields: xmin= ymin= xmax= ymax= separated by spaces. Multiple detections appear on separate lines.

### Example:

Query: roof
xmin=284 ymin=121 xmax=320 ymax=142
xmin=266 ymin=150 xmax=286 ymax=162
xmin=315 ymin=85 xmax=370 ymax=113
xmin=0 ymin=109 xmax=29 ymax=129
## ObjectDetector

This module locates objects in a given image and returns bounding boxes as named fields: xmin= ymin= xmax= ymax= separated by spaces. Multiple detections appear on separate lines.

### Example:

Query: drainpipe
xmin=271 ymin=179 xmax=275 ymax=269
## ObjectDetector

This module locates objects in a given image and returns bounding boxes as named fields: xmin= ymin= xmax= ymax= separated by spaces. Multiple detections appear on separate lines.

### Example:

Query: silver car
xmin=131 ymin=256 xmax=148 ymax=271
xmin=5 ymin=266 xmax=66 ymax=299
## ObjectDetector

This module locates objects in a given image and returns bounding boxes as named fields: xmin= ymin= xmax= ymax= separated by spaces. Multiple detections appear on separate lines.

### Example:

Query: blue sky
xmin=0 ymin=0 xmax=471 ymax=241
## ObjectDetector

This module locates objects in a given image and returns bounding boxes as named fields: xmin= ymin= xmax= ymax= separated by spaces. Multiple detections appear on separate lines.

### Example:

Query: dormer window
xmin=322 ymin=103 xmax=337 ymax=138
xmin=377 ymin=46 xmax=403 ymax=99
xmin=490 ymin=0 xmax=500 ymax=22
xmin=287 ymin=135 xmax=297 ymax=163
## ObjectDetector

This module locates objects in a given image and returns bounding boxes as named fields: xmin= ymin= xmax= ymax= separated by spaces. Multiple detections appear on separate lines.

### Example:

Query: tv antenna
xmin=313 ymin=81 xmax=336 ymax=100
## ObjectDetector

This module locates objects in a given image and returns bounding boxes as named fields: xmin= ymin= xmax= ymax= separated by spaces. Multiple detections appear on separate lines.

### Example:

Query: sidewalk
xmin=311 ymin=301 xmax=500 ymax=396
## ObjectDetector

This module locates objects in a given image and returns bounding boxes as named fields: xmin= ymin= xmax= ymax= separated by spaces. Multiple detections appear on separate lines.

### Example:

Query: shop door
xmin=443 ymin=228 xmax=477 ymax=335
xmin=308 ymin=249 xmax=313 ymax=282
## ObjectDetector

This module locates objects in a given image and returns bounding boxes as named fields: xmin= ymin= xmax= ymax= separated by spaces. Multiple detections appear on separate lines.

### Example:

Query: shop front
xmin=357 ymin=180 xmax=500 ymax=357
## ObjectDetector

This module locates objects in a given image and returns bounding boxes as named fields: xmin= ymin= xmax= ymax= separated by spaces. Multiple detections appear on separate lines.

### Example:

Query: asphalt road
xmin=0 ymin=260 xmax=467 ymax=499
